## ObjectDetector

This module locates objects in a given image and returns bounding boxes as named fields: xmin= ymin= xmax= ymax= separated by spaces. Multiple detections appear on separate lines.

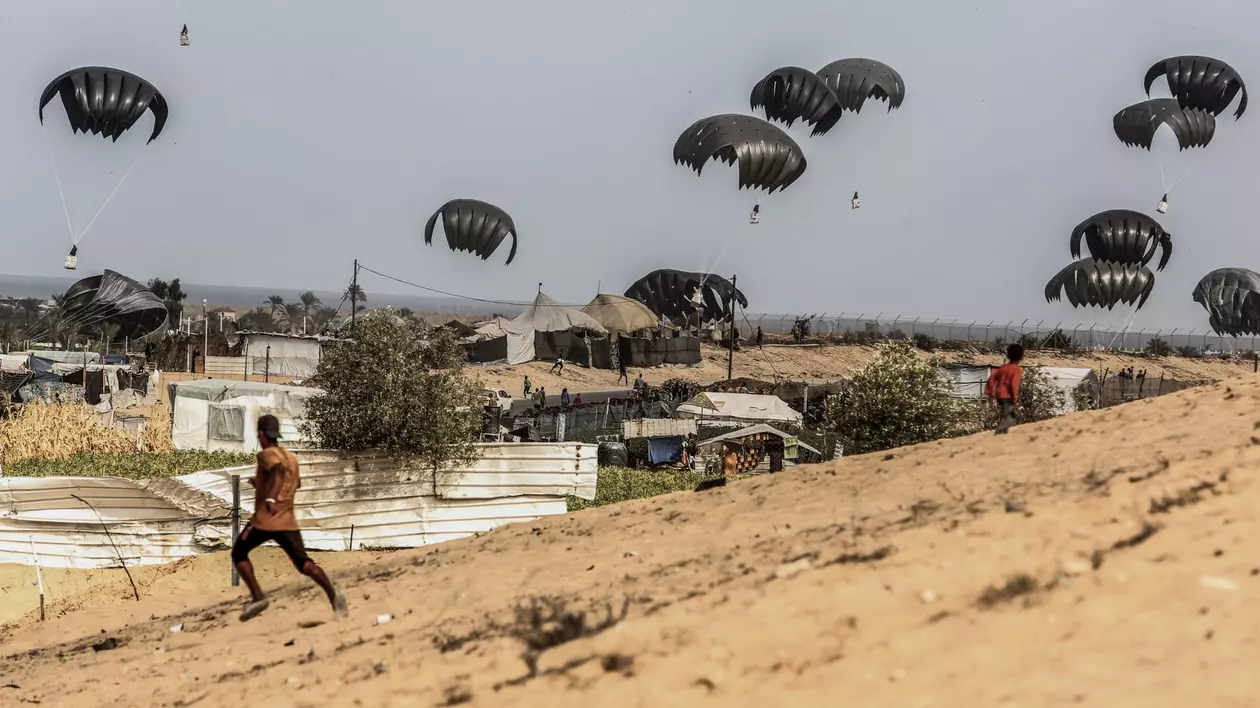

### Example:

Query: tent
xmin=581 ymin=294 xmax=659 ymax=335
xmin=235 ymin=332 xmax=328 ymax=378
xmin=169 ymin=379 xmax=320 ymax=452
xmin=675 ymin=392 xmax=803 ymax=427
xmin=473 ymin=292 xmax=607 ymax=365
xmin=1038 ymin=367 xmax=1098 ymax=414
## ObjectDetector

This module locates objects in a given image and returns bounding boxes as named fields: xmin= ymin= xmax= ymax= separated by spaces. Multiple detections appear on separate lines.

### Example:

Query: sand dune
xmin=3 ymin=375 xmax=1259 ymax=705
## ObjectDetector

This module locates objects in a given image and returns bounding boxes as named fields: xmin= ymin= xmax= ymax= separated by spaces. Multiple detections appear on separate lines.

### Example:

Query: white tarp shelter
xmin=238 ymin=332 xmax=325 ymax=378
xmin=0 ymin=445 xmax=597 ymax=568
xmin=942 ymin=365 xmax=992 ymax=400
xmin=169 ymin=379 xmax=320 ymax=452
xmin=474 ymin=291 xmax=607 ymax=365
xmin=676 ymin=392 xmax=803 ymax=427
xmin=28 ymin=350 xmax=101 ymax=365
xmin=1039 ymin=367 xmax=1097 ymax=414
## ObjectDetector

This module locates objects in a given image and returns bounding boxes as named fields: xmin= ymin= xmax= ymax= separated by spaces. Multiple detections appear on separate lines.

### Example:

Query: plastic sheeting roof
xmin=581 ymin=294 xmax=659 ymax=334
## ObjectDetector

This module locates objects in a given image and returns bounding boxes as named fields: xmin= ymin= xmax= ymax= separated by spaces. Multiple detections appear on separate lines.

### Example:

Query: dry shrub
xmin=0 ymin=404 xmax=172 ymax=464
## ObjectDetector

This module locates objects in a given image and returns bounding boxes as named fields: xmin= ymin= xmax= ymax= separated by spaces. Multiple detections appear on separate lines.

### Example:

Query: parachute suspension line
xmin=50 ymin=157 xmax=76 ymax=244
xmin=1105 ymin=308 xmax=1140 ymax=351
xmin=73 ymin=152 xmax=144 ymax=247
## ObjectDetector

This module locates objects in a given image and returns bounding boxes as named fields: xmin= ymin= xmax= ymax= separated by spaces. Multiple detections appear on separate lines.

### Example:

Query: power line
xmin=355 ymin=263 xmax=589 ymax=308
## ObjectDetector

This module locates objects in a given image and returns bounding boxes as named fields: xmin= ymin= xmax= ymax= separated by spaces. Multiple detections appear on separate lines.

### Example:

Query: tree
xmin=398 ymin=307 xmax=415 ymax=321
xmin=148 ymin=278 xmax=188 ymax=320
xmin=301 ymin=309 xmax=482 ymax=472
xmin=299 ymin=291 xmax=322 ymax=322
xmin=312 ymin=306 xmax=340 ymax=332
xmin=823 ymin=341 xmax=965 ymax=456
xmin=344 ymin=284 xmax=367 ymax=315
xmin=1146 ymin=337 xmax=1172 ymax=356
xmin=266 ymin=295 xmax=286 ymax=322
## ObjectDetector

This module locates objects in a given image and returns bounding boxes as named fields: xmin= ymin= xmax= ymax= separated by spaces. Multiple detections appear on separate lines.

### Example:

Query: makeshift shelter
xmin=234 ymin=332 xmax=331 ymax=378
xmin=1039 ymin=367 xmax=1098 ymax=414
xmin=471 ymin=292 xmax=607 ymax=365
xmin=696 ymin=423 xmax=822 ymax=472
xmin=675 ymin=392 xmax=803 ymax=427
xmin=941 ymin=364 xmax=992 ymax=400
xmin=581 ymin=294 xmax=659 ymax=335
xmin=168 ymin=379 xmax=320 ymax=452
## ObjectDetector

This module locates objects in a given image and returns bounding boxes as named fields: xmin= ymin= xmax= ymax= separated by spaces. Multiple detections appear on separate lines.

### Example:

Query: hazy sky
xmin=0 ymin=0 xmax=1255 ymax=330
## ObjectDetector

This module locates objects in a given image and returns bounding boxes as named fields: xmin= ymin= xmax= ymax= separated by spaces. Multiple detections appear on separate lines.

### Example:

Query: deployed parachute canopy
xmin=39 ymin=67 xmax=169 ymax=143
xmin=423 ymin=199 xmax=518 ymax=265
xmin=749 ymin=66 xmax=843 ymax=136
xmin=1069 ymin=209 xmax=1172 ymax=271
xmin=625 ymin=270 xmax=747 ymax=324
xmin=1145 ymin=56 xmax=1247 ymax=120
xmin=673 ymin=114 xmax=807 ymax=193
xmin=816 ymin=58 xmax=905 ymax=114
xmin=1045 ymin=259 xmax=1154 ymax=311
xmin=34 ymin=270 xmax=168 ymax=342
xmin=1193 ymin=268 xmax=1260 ymax=336
xmin=1113 ymin=98 xmax=1215 ymax=150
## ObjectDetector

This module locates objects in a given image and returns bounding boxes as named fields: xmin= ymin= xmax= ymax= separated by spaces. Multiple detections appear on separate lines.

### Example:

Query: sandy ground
xmin=474 ymin=342 xmax=1256 ymax=398
xmin=5 ymin=375 xmax=1260 ymax=705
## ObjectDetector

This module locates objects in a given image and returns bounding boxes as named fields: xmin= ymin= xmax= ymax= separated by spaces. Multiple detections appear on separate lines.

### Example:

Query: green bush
xmin=5 ymin=451 xmax=256 ymax=479
xmin=567 ymin=466 xmax=725 ymax=511
xmin=823 ymin=341 xmax=966 ymax=455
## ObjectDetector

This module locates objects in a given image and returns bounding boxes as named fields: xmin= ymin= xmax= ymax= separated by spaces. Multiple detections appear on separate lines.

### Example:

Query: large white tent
xmin=474 ymin=291 xmax=607 ymax=365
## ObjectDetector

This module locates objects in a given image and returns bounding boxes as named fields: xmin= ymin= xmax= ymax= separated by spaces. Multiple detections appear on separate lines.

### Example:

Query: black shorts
xmin=231 ymin=523 xmax=312 ymax=571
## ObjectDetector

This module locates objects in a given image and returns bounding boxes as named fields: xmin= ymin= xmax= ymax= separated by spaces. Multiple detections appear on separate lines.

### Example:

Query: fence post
xmin=911 ymin=317 xmax=921 ymax=337
xmin=231 ymin=474 xmax=241 ymax=587
xmin=265 ymin=345 xmax=271 ymax=383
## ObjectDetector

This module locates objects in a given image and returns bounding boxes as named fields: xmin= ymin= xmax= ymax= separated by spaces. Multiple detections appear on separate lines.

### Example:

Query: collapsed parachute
xmin=1045 ymin=259 xmax=1154 ymax=311
xmin=673 ymin=114 xmax=807 ymax=192
xmin=32 ymin=270 xmax=168 ymax=342
xmin=1113 ymin=98 xmax=1215 ymax=150
xmin=1192 ymin=268 xmax=1260 ymax=336
xmin=39 ymin=67 xmax=169 ymax=143
xmin=624 ymin=270 xmax=747 ymax=324
xmin=816 ymin=58 xmax=906 ymax=114
xmin=1145 ymin=56 xmax=1248 ymax=120
xmin=1070 ymin=209 xmax=1172 ymax=271
xmin=749 ymin=66 xmax=844 ymax=136
xmin=424 ymin=199 xmax=518 ymax=265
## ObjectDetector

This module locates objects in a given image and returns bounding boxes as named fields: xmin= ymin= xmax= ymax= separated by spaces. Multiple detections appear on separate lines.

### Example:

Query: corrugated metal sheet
xmin=622 ymin=419 xmax=698 ymax=439
xmin=205 ymin=356 xmax=251 ymax=378
xmin=0 ymin=443 xmax=595 ymax=568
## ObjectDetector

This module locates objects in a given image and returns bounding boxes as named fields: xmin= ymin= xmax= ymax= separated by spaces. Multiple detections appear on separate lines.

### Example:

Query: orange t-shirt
xmin=985 ymin=363 xmax=1022 ymax=401
xmin=251 ymin=446 xmax=301 ymax=531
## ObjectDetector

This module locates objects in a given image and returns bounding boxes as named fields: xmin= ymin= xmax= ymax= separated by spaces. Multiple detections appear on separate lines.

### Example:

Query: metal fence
xmin=743 ymin=313 xmax=1255 ymax=355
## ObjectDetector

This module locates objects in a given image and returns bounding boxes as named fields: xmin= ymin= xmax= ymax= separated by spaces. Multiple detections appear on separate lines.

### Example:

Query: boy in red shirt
xmin=985 ymin=343 xmax=1024 ymax=434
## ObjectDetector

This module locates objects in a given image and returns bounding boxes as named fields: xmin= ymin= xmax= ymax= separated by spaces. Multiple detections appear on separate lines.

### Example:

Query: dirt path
xmin=4 ymin=375 xmax=1260 ymax=706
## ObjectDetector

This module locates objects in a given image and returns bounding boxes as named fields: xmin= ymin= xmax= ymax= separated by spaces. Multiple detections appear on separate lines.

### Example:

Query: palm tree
xmin=312 ymin=305 xmax=339 ymax=332
xmin=299 ymin=291 xmax=322 ymax=324
xmin=344 ymin=284 xmax=366 ymax=315
xmin=98 ymin=323 xmax=121 ymax=354
xmin=18 ymin=298 xmax=42 ymax=327
xmin=266 ymin=295 xmax=286 ymax=323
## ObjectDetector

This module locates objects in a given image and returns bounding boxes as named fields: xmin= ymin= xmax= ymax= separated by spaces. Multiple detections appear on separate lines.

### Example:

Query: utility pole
xmin=350 ymin=259 xmax=359 ymax=334
xmin=202 ymin=299 xmax=208 ymax=374
xmin=727 ymin=274 xmax=737 ymax=381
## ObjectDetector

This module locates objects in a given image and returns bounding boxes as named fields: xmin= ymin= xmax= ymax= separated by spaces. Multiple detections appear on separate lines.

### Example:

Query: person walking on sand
xmin=985 ymin=343 xmax=1024 ymax=435
xmin=617 ymin=361 xmax=628 ymax=386
xmin=232 ymin=415 xmax=348 ymax=622
xmin=523 ymin=376 xmax=532 ymax=398
xmin=550 ymin=353 xmax=565 ymax=375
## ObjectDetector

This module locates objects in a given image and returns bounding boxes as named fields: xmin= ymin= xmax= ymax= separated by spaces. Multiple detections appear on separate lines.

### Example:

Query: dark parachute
xmin=1069 ymin=210 xmax=1172 ymax=271
xmin=673 ymin=114 xmax=807 ymax=193
xmin=39 ymin=67 xmax=169 ymax=143
xmin=749 ymin=66 xmax=843 ymax=136
xmin=816 ymin=58 xmax=905 ymax=114
xmin=1113 ymin=99 xmax=1215 ymax=150
xmin=1044 ymin=259 xmax=1154 ymax=311
xmin=1192 ymin=268 xmax=1260 ymax=336
xmin=624 ymin=270 xmax=747 ymax=324
xmin=424 ymin=199 xmax=518 ymax=265
xmin=1144 ymin=56 xmax=1248 ymax=120
xmin=34 ymin=270 xmax=168 ymax=341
